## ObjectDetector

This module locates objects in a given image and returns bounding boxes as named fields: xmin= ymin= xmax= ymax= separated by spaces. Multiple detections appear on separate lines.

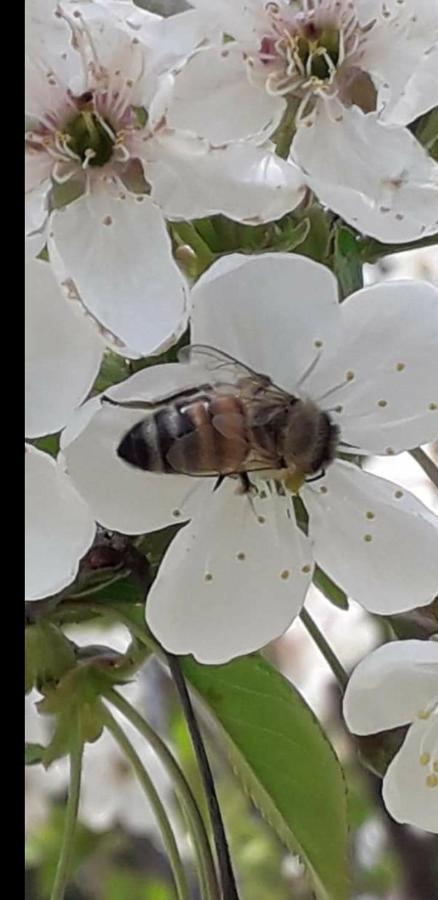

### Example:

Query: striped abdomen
xmin=117 ymin=393 xmax=249 ymax=475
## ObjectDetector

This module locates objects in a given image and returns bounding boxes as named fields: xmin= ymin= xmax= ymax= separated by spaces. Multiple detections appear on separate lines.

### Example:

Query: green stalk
xmin=49 ymin=714 xmax=83 ymax=900
xmin=106 ymin=687 xmax=220 ymax=900
xmin=273 ymin=100 xmax=298 ymax=159
xmin=300 ymin=608 xmax=349 ymax=691
xmin=359 ymin=232 xmax=438 ymax=264
xmin=99 ymin=701 xmax=189 ymax=900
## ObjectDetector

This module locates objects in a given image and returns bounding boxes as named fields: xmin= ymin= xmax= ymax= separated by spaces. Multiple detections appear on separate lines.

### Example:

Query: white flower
xmin=25 ymin=258 xmax=98 ymax=601
xmin=62 ymin=253 xmax=438 ymax=663
xmin=25 ymin=3 xmax=190 ymax=357
xmin=343 ymin=640 xmax=438 ymax=833
xmin=166 ymin=0 xmax=438 ymax=242
xmin=25 ymin=2 xmax=305 ymax=357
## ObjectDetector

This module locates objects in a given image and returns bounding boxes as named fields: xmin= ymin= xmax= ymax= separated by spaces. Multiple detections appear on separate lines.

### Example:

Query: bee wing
xmin=179 ymin=345 xmax=294 ymax=400
xmin=178 ymin=344 xmax=271 ymax=385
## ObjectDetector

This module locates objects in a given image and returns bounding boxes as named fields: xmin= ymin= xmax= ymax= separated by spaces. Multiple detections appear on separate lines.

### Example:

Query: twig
xmin=167 ymin=654 xmax=240 ymax=900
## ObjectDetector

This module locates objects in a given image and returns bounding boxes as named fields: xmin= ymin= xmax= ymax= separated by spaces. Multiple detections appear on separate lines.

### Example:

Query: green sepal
xmin=294 ymin=204 xmax=332 ymax=263
xmin=35 ymin=653 xmax=134 ymax=765
xmin=269 ymin=216 xmax=310 ymax=252
xmin=313 ymin=565 xmax=349 ymax=610
xmin=25 ymin=622 xmax=76 ymax=694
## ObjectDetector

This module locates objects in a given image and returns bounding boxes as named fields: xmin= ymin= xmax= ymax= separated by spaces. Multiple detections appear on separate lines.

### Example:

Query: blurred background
xmin=25 ymin=242 xmax=438 ymax=899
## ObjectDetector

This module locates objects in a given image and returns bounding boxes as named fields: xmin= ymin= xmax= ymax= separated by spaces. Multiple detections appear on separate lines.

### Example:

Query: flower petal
xmin=304 ymin=460 xmax=438 ymax=615
xmin=141 ymin=9 xmax=221 ymax=78
xmin=191 ymin=253 xmax=340 ymax=392
xmin=62 ymin=366 xmax=207 ymax=534
xmin=25 ymin=259 xmax=103 ymax=438
xmin=382 ymin=716 xmax=438 ymax=833
xmin=343 ymin=640 xmax=438 ymax=733
xmin=383 ymin=44 xmax=438 ymax=125
xmin=307 ymin=279 xmax=438 ymax=455
xmin=360 ymin=0 xmax=438 ymax=119
xmin=166 ymin=46 xmax=285 ymax=144
xmin=25 ymin=444 xmax=95 ymax=601
xmin=292 ymin=106 xmax=438 ymax=242
xmin=49 ymin=188 xmax=188 ymax=357
xmin=146 ymin=479 xmax=313 ymax=663
xmin=147 ymin=130 xmax=305 ymax=223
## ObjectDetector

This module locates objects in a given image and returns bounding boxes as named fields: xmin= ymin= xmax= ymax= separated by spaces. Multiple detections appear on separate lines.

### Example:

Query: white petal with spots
xmin=191 ymin=253 xmax=340 ymax=392
xmin=62 ymin=366 xmax=210 ymax=534
xmin=48 ymin=187 xmax=188 ymax=357
xmin=304 ymin=460 xmax=438 ymax=614
xmin=166 ymin=45 xmax=285 ymax=144
xmin=307 ymin=279 xmax=438 ymax=454
xmin=147 ymin=130 xmax=305 ymax=224
xmin=146 ymin=479 xmax=313 ymax=664
xmin=292 ymin=107 xmax=438 ymax=243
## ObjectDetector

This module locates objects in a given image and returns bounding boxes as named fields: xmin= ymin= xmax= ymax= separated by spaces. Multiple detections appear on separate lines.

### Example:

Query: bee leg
xmin=305 ymin=469 xmax=325 ymax=484
xmin=213 ymin=474 xmax=226 ymax=493
xmin=237 ymin=472 xmax=253 ymax=494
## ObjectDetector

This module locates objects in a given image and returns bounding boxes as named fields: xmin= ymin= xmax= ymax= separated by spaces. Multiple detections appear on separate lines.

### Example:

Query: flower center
xmin=251 ymin=0 xmax=369 ymax=118
xmin=286 ymin=23 xmax=340 ymax=81
xmin=65 ymin=110 xmax=115 ymax=167
xmin=257 ymin=3 xmax=345 ymax=98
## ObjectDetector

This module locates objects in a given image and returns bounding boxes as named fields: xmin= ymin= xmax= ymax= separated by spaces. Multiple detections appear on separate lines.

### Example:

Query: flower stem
xmin=410 ymin=447 xmax=438 ymax=491
xmin=99 ymin=701 xmax=189 ymax=900
xmin=49 ymin=714 xmax=83 ymax=900
xmin=300 ymin=608 xmax=349 ymax=691
xmin=273 ymin=100 xmax=298 ymax=159
xmin=105 ymin=687 xmax=221 ymax=900
xmin=358 ymin=232 xmax=438 ymax=263
xmin=167 ymin=654 xmax=240 ymax=900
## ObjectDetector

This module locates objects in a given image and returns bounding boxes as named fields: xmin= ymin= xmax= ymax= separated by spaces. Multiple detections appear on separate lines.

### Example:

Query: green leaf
xmin=333 ymin=226 xmax=363 ymax=299
xmin=183 ymin=654 xmax=349 ymax=900
xmin=313 ymin=566 xmax=349 ymax=610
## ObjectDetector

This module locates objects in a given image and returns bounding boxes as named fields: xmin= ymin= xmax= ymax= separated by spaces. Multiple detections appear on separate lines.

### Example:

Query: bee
xmin=105 ymin=345 xmax=339 ymax=492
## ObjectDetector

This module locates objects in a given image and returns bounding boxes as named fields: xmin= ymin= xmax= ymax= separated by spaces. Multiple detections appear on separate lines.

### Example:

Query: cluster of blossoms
xmin=26 ymin=0 xmax=438 ymax=836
